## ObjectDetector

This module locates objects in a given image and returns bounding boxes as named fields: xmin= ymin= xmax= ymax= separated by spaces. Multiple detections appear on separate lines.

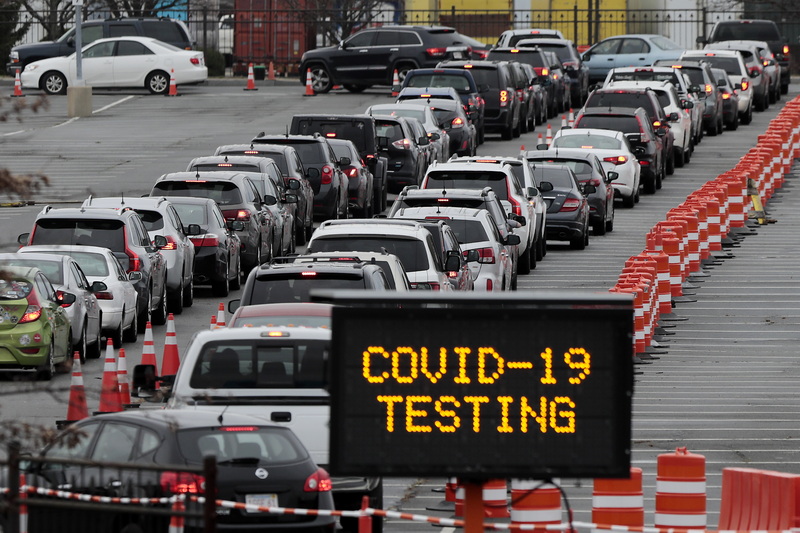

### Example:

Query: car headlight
xmin=10 ymin=51 xmax=19 ymax=61
xmin=25 ymin=64 xmax=39 ymax=72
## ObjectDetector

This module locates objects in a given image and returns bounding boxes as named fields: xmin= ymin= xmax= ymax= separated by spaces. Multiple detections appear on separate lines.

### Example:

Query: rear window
xmin=462 ymin=67 xmax=500 ymax=87
xmin=218 ymin=150 xmax=289 ymax=175
xmin=192 ymin=163 xmax=260 ymax=173
xmin=273 ymin=141 xmax=326 ymax=165
xmin=136 ymin=209 xmax=164 ymax=232
xmin=575 ymin=115 xmax=640 ymax=134
xmin=683 ymin=55 xmax=742 ymax=74
xmin=487 ymin=50 xmax=546 ymax=68
xmin=677 ymin=68 xmax=705 ymax=85
xmin=152 ymin=181 xmax=242 ymax=205
xmin=32 ymin=219 xmax=125 ymax=251
xmin=179 ymin=426 xmax=304 ymax=464
xmin=406 ymin=73 xmax=473 ymax=92
xmin=430 ymin=105 xmax=459 ymax=124
xmin=63 ymin=251 xmax=109 ymax=277
xmin=712 ymin=21 xmax=781 ymax=42
xmin=375 ymin=121 xmax=406 ymax=142
xmin=438 ymin=218 xmax=488 ymax=244
xmin=140 ymin=21 xmax=187 ymax=44
xmin=308 ymin=236 xmax=429 ymax=272
xmin=292 ymin=121 xmax=369 ymax=154
xmin=424 ymin=171 xmax=509 ymax=200
xmin=652 ymin=90 xmax=671 ymax=108
xmin=0 ymin=279 xmax=33 ymax=300
xmin=0 ymin=259 xmax=63 ymax=284
xmin=586 ymin=92 xmax=656 ymax=115
xmin=531 ymin=167 xmax=575 ymax=189
xmin=552 ymin=135 xmax=622 ymax=150
xmin=172 ymin=203 xmax=209 ymax=226
xmin=529 ymin=158 xmax=594 ymax=178
xmin=231 ymin=314 xmax=331 ymax=328
xmin=188 ymin=339 xmax=329 ymax=389
xmin=247 ymin=273 xmax=367 ymax=304
xmin=610 ymin=70 xmax=681 ymax=87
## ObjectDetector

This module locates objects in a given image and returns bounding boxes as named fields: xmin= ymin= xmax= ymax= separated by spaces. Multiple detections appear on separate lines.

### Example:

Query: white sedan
xmin=550 ymin=128 xmax=641 ymax=208
xmin=21 ymin=36 xmax=207 ymax=95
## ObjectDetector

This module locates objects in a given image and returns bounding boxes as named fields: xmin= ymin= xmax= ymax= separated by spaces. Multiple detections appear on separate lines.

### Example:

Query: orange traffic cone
xmin=117 ymin=348 xmax=131 ymax=405
xmin=11 ymin=67 xmax=24 ymax=98
xmin=391 ymin=69 xmax=400 ymax=97
xmin=58 ymin=351 xmax=88 ymax=427
xmin=244 ymin=62 xmax=258 ymax=91
xmin=141 ymin=321 xmax=158 ymax=368
xmin=561 ymin=114 xmax=567 ymax=129
xmin=168 ymin=496 xmax=185 ymax=533
xmin=215 ymin=302 xmax=226 ymax=328
xmin=166 ymin=68 xmax=179 ymax=97
xmin=161 ymin=313 xmax=180 ymax=376
xmin=568 ymin=108 xmax=575 ymax=127
xmin=519 ymin=145 xmax=525 ymax=156
xmin=268 ymin=61 xmax=275 ymax=81
xmin=98 ymin=339 xmax=123 ymax=413
xmin=304 ymin=69 xmax=315 ymax=97
xmin=209 ymin=314 xmax=217 ymax=330
xmin=19 ymin=472 xmax=28 ymax=533
xmin=545 ymin=123 xmax=553 ymax=145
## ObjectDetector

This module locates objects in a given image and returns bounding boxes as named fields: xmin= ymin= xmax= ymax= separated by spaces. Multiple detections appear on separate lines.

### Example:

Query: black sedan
xmin=326 ymin=137 xmax=375 ymax=218
xmin=13 ymin=409 xmax=336 ymax=533
xmin=427 ymin=98 xmax=478 ymax=157
xmin=530 ymin=162 xmax=591 ymax=250
xmin=166 ymin=196 xmax=243 ymax=297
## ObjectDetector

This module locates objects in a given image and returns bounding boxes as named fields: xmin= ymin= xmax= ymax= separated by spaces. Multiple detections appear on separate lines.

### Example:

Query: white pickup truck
xmin=132 ymin=326 xmax=383 ymax=533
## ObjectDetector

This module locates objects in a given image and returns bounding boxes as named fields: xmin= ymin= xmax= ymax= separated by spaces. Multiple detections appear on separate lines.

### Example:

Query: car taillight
xmin=19 ymin=305 xmax=42 ymax=324
xmin=124 ymin=227 xmax=141 ymax=273
xmin=451 ymin=117 xmax=465 ymax=129
xmin=652 ymin=120 xmax=662 ymax=128
xmin=160 ymin=236 xmax=178 ymax=250
xmin=411 ymin=282 xmax=441 ymax=290
xmin=160 ymin=472 xmax=205 ymax=494
xmin=56 ymin=290 xmax=73 ymax=308
xmin=722 ymin=92 xmax=731 ymax=100
xmin=508 ymin=194 xmax=522 ymax=216
xmin=304 ymin=468 xmax=332 ymax=492
xmin=704 ymin=83 xmax=712 ymax=93
xmin=560 ymin=198 xmax=581 ymax=212
xmin=190 ymin=57 xmax=200 ymax=65
xmin=222 ymin=209 xmax=251 ymax=222
xmin=587 ymin=178 xmax=601 ymax=187
xmin=499 ymin=90 xmax=510 ymax=107
xmin=392 ymin=138 xmax=412 ymax=150
xmin=740 ymin=78 xmax=749 ymax=91
xmin=533 ymin=67 xmax=544 ymax=76
xmin=345 ymin=167 xmax=358 ymax=178
xmin=426 ymin=47 xmax=448 ymax=58
xmin=472 ymin=247 xmax=495 ymax=264
xmin=603 ymin=155 xmax=628 ymax=165
xmin=541 ymin=68 xmax=549 ymax=76
xmin=783 ymin=45 xmax=790 ymax=56
xmin=749 ymin=66 xmax=761 ymax=77
xmin=190 ymin=234 xmax=220 ymax=247
xmin=473 ymin=49 xmax=489 ymax=60
xmin=94 ymin=291 xmax=114 ymax=300
xmin=321 ymin=165 xmax=333 ymax=185
xmin=516 ymin=89 xmax=524 ymax=102
xmin=562 ymin=60 xmax=578 ymax=70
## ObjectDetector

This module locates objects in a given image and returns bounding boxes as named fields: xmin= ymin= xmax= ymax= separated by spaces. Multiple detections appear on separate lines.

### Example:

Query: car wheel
xmin=41 ymin=71 xmax=67 ymax=95
xmin=727 ymin=114 xmax=739 ymax=131
xmin=535 ymin=233 xmax=544 ymax=261
xmin=308 ymin=64 xmax=333 ymax=93
xmin=781 ymin=84 xmax=789 ymax=95
xmin=512 ymin=117 xmax=521 ymax=138
xmin=593 ymin=219 xmax=606 ymax=236
xmin=517 ymin=243 xmax=531 ymax=275
xmin=168 ymin=281 xmax=184 ymax=315
xmin=38 ymin=338 xmax=57 ymax=381
xmin=123 ymin=306 xmax=138 ymax=343
xmin=136 ymin=288 xmax=152 ymax=333
xmin=741 ymin=105 xmax=753 ymax=125
xmin=146 ymin=70 xmax=170 ymax=95
xmin=684 ymin=143 xmax=692 ymax=163
xmin=666 ymin=150 xmax=675 ymax=176
xmin=77 ymin=322 xmax=88 ymax=364
xmin=343 ymin=84 xmax=368 ymax=93
xmin=395 ymin=64 xmax=415 ymax=86
xmin=570 ymin=232 xmax=586 ymax=250
xmin=88 ymin=322 xmax=102 ymax=359
xmin=501 ymin=126 xmax=513 ymax=140
xmin=296 ymin=221 xmax=307 ymax=246
xmin=520 ymin=107 xmax=529 ymax=134
xmin=622 ymin=192 xmax=635 ymax=208
xmin=655 ymin=165 xmax=664 ymax=190
xmin=110 ymin=317 xmax=124 ymax=349
xmin=674 ymin=147 xmax=685 ymax=168
xmin=230 ymin=259 xmax=242 ymax=291
xmin=183 ymin=276 xmax=194 ymax=308
xmin=605 ymin=210 xmax=614 ymax=233
xmin=152 ymin=281 xmax=168 ymax=326
xmin=213 ymin=260 xmax=230 ymax=297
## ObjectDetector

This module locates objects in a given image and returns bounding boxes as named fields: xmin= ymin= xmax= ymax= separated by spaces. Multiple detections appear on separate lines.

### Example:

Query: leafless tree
xmin=281 ymin=0 xmax=395 ymax=46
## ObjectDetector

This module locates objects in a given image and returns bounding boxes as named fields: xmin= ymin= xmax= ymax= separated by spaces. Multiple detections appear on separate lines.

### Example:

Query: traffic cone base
xmin=166 ymin=69 xmax=179 ymax=97
xmin=11 ymin=68 xmax=24 ymax=98
xmin=161 ymin=313 xmax=181 ymax=377
xmin=98 ymin=340 xmax=123 ymax=413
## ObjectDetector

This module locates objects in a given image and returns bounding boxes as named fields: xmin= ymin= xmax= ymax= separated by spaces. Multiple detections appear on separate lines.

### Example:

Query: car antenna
xmin=195 ymin=168 xmax=201 ymax=179
xmin=285 ymin=125 xmax=289 ymax=138
xmin=120 ymin=192 xmax=125 ymax=205
xmin=218 ymin=404 xmax=230 ymax=426
xmin=224 ymin=155 xmax=229 ymax=163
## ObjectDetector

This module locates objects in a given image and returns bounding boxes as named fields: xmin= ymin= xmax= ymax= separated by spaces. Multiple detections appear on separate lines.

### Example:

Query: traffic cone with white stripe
xmin=244 ymin=62 xmax=258 ymax=91
xmin=215 ymin=302 xmax=226 ymax=328
xmin=304 ymin=69 xmax=315 ymax=97
xmin=117 ymin=347 xmax=131 ymax=405
xmin=568 ymin=108 xmax=575 ymax=127
xmin=545 ymin=123 xmax=553 ymax=144
xmin=57 ymin=351 xmax=88 ymax=428
xmin=210 ymin=314 xmax=217 ymax=330
xmin=519 ymin=145 xmax=525 ymax=156
xmin=538 ymin=133 xmax=544 ymax=147
xmin=97 ymin=339 xmax=123 ymax=413
xmin=166 ymin=68 xmax=179 ymax=96
xmin=19 ymin=473 xmax=28 ymax=533
xmin=141 ymin=321 xmax=158 ymax=368
xmin=11 ymin=67 xmax=24 ymax=98
xmin=161 ymin=313 xmax=180 ymax=377
xmin=391 ymin=69 xmax=400 ymax=97
xmin=561 ymin=114 xmax=567 ymax=129
xmin=168 ymin=496 xmax=185 ymax=533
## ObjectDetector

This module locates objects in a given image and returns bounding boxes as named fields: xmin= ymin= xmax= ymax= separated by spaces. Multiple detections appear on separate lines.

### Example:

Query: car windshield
xmin=438 ymin=219 xmax=488 ymax=244
xmin=231 ymin=314 xmax=331 ymax=328
xmin=309 ymin=236 xmax=429 ymax=272
xmin=576 ymin=115 xmax=640 ymax=134
xmin=32 ymin=219 xmax=125 ymax=251
xmin=406 ymin=74 xmax=472 ymax=92
xmin=152 ymin=181 xmax=242 ymax=205
xmin=179 ymin=427 xmax=304 ymax=464
xmin=136 ymin=209 xmax=164 ymax=232
xmin=552 ymin=135 xmax=622 ymax=149
xmin=1 ymin=259 xmax=63 ymax=284
xmin=172 ymin=203 xmax=209 ymax=226
xmin=425 ymin=171 xmax=509 ymax=200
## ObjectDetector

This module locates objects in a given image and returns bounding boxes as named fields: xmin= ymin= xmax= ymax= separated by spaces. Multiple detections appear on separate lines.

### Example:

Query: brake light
xmin=639 ymin=160 xmax=651 ymax=166
xmin=189 ymin=234 xmax=220 ymax=247
xmin=722 ymin=92 xmax=731 ymax=100
xmin=20 ymin=305 xmax=42 ymax=323
xmin=704 ymin=84 xmax=712 ymax=93
xmin=508 ymin=193 xmax=522 ymax=216
xmin=218 ymin=426 xmax=258 ymax=431
xmin=436 ymin=198 xmax=450 ymax=204
xmin=499 ymin=90 xmax=510 ymax=107
xmin=345 ymin=167 xmax=359 ymax=178
xmin=587 ymin=178 xmax=602 ymax=187
xmin=603 ymin=155 xmax=628 ymax=165
xmin=325 ymin=132 xmax=337 ymax=138
xmin=560 ymin=198 xmax=581 ymax=212
xmin=243 ymin=150 xmax=260 ymax=154
xmin=533 ymin=67 xmax=544 ymax=76
xmin=652 ymin=120 xmax=662 ymax=128
xmin=160 ymin=235 xmax=178 ymax=250
xmin=300 ymin=271 xmax=317 ymax=277
xmin=741 ymin=78 xmax=749 ymax=91
xmin=472 ymin=49 xmax=489 ymax=60
xmin=783 ymin=45 xmax=789 ymax=55
xmin=304 ymin=468 xmax=332 ymax=492
xmin=474 ymin=247 xmax=495 ymax=264
xmin=56 ymin=290 xmax=73 ymax=308
xmin=216 ymin=163 xmax=233 ymax=167
xmin=516 ymin=89 xmax=524 ymax=102
xmin=542 ymin=68 xmax=549 ymax=76
xmin=222 ymin=209 xmax=252 ymax=222
xmin=124 ymin=228 xmax=141 ymax=273
xmin=426 ymin=47 xmax=448 ymax=58
xmin=94 ymin=291 xmax=114 ymax=300
xmin=190 ymin=57 xmax=200 ymax=65
xmin=160 ymin=472 xmax=204 ymax=494
xmin=392 ymin=138 xmax=412 ymax=150
xmin=321 ymin=164 xmax=333 ymax=185
xmin=451 ymin=117 xmax=465 ymax=129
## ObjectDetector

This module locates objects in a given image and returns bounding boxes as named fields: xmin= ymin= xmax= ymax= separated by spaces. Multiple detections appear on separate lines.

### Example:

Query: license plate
xmin=245 ymin=493 xmax=278 ymax=512
xmin=452 ymin=51 xmax=464 ymax=59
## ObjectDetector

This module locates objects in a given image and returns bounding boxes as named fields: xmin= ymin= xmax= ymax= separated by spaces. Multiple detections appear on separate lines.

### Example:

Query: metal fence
xmin=3 ymin=7 xmax=800 ymax=75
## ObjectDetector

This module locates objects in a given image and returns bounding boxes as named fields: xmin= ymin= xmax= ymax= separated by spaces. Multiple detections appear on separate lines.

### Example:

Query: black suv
xmin=653 ymin=59 xmax=725 ymax=137
xmin=437 ymin=60 xmax=521 ymax=141
xmin=7 ymin=18 xmax=194 ymax=75
xmin=400 ymin=68 xmax=487 ymax=143
xmin=486 ymin=47 xmax=559 ymax=117
xmin=699 ymin=19 xmax=790 ymax=95
xmin=299 ymin=25 xmax=475 ymax=94
xmin=518 ymin=38 xmax=590 ymax=107
xmin=18 ymin=205 xmax=169 ymax=333
xmin=232 ymin=256 xmax=391 ymax=310
xmin=251 ymin=133 xmax=349 ymax=221
xmin=289 ymin=114 xmax=389 ymax=213
xmin=574 ymin=106 xmax=665 ymax=195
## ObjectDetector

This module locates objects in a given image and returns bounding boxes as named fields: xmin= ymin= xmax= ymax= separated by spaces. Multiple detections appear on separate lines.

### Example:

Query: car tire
xmin=741 ymin=104 xmax=753 ymax=125
xmin=570 ymin=231 xmax=586 ymax=250
xmin=501 ymin=126 xmax=513 ymax=140
xmin=110 ymin=318 xmax=124 ymax=349
xmin=213 ymin=260 xmax=230 ymax=297
xmin=781 ymin=83 xmax=789 ymax=95
xmin=623 ymin=192 xmax=635 ymax=208
xmin=76 ymin=323 xmax=88 ymax=364
xmin=230 ymin=261 xmax=242 ymax=291
xmin=88 ymin=323 xmax=102 ymax=360
xmin=168 ymin=281 xmax=184 ymax=315
xmin=308 ymin=64 xmax=333 ymax=93
xmin=643 ymin=174 xmax=656 ymax=194
xmin=146 ymin=70 xmax=170 ymax=95
xmin=41 ymin=71 xmax=67 ymax=95
xmin=674 ymin=147 xmax=685 ymax=168
xmin=123 ymin=306 xmax=138 ymax=343
xmin=395 ymin=64 xmax=415 ymax=86
xmin=605 ymin=215 xmax=614 ymax=233
xmin=727 ymin=114 xmax=739 ymax=131
xmin=296 ymin=221 xmax=307 ymax=246
xmin=343 ymin=84 xmax=368 ymax=93
xmin=520 ymin=107 xmax=529 ymax=134
xmin=183 ymin=277 xmax=194 ymax=308
xmin=38 ymin=338 xmax=57 ymax=381
xmin=152 ymin=281 xmax=168 ymax=326
xmin=666 ymin=150 xmax=675 ymax=176
xmin=518 ymin=244 xmax=531 ymax=275
xmin=593 ymin=219 xmax=606 ymax=236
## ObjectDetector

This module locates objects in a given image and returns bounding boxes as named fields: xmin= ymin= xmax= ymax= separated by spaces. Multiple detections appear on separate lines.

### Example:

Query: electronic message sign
xmin=329 ymin=293 xmax=634 ymax=479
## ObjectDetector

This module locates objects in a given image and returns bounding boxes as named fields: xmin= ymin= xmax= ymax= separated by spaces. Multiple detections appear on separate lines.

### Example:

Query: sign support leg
xmin=464 ymin=480 xmax=484 ymax=533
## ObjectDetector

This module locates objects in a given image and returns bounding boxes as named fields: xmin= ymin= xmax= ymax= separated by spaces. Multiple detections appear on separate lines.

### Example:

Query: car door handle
xmin=359 ymin=49 xmax=369 ymax=53
xmin=390 ymin=48 xmax=399 ymax=51
xmin=271 ymin=411 xmax=291 ymax=422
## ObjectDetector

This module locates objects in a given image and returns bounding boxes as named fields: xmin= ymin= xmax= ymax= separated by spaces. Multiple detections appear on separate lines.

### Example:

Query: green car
xmin=0 ymin=265 xmax=73 ymax=380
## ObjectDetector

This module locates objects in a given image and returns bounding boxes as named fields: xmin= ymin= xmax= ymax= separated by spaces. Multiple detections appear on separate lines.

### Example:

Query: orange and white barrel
xmin=510 ymin=479 xmax=562 ymax=528
xmin=654 ymin=447 xmax=706 ymax=529
xmin=592 ymin=467 xmax=644 ymax=528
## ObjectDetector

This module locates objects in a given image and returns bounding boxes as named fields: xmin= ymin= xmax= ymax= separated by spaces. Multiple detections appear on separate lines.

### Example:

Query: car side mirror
xmin=717 ymin=78 xmax=726 ymax=87
xmin=263 ymin=195 xmax=278 ymax=206
xmin=505 ymin=234 xmax=521 ymax=246
xmin=689 ymin=84 xmax=701 ymax=94
xmin=128 ymin=271 xmax=143 ymax=282
xmin=526 ymin=186 xmax=539 ymax=197
xmin=284 ymin=193 xmax=298 ymax=203
xmin=429 ymin=132 xmax=440 ymax=141
xmin=538 ymin=181 xmax=554 ymax=192
xmin=153 ymin=235 xmax=168 ymax=249
xmin=185 ymin=223 xmax=202 ymax=236
xmin=228 ymin=299 xmax=241 ymax=313
xmin=734 ymin=83 xmax=742 ymax=90
xmin=338 ymin=40 xmax=347 ymax=50
xmin=749 ymin=69 xmax=760 ymax=78
xmin=633 ymin=146 xmax=646 ymax=156
xmin=57 ymin=291 xmax=76 ymax=306
xmin=536 ymin=143 xmax=549 ymax=150
xmin=606 ymin=171 xmax=619 ymax=182
xmin=681 ymin=99 xmax=694 ymax=109
xmin=582 ymin=52 xmax=592 ymax=60
xmin=67 ymin=36 xmax=75 ymax=47
xmin=668 ymin=111 xmax=680 ymax=121
xmin=306 ymin=167 xmax=320 ymax=179
xmin=339 ymin=156 xmax=351 ymax=166
xmin=655 ymin=128 xmax=666 ymax=137
xmin=465 ymin=249 xmax=480 ymax=263
xmin=287 ymin=179 xmax=301 ymax=190
xmin=229 ymin=220 xmax=246 ymax=231
xmin=17 ymin=233 xmax=30 ymax=245
xmin=90 ymin=281 xmax=108 ymax=293
xmin=582 ymin=183 xmax=597 ymax=194
xmin=418 ymin=136 xmax=429 ymax=145
xmin=444 ymin=254 xmax=461 ymax=273
xmin=510 ymin=213 xmax=526 ymax=226
xmin=695 ymin=36 xmax=707 ymax=45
